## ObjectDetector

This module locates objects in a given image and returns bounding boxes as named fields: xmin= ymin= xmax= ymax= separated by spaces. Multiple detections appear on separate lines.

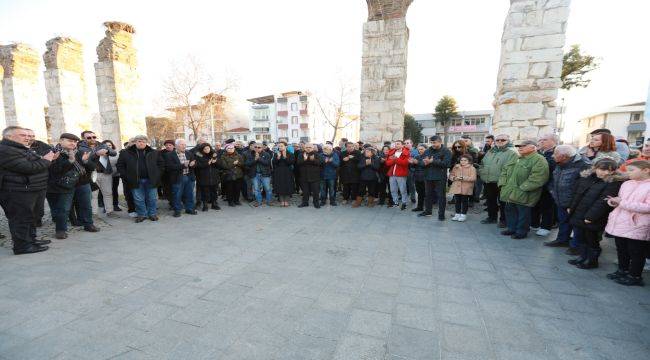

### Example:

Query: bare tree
xmin=162 ymin=55 xmax=237 ymax=140
xmin=314 ymin=76 xmax=359 ymax=144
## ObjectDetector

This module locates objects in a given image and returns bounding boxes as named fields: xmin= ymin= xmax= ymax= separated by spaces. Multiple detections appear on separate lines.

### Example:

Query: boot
xmin=568 ymin=244 xmax=588 ymax=265
xmin=367 ymin=196 xmax=376 ymax=208
xmin=352 ymin=196 xmax=362 ymax=208
xmin=576 ymin=248 xmax=599 ymax=269
xmin=202 ymin=202 xmax=209 ymax=212
xmin=211 ymin=201 xmax=221 ymax=210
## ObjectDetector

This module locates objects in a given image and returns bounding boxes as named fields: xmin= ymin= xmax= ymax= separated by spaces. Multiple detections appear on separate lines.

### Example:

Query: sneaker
xmin=148 ymin=215 xmax=159 ymax=221
xmin=536 ymin=229 xmax=551 ymax=237
xmin=451 ymin=214 xmax=460 ymax=221
xmin=458 ymin=214 xmax=467 ymax=222
xmin=530 ymin=227 xmax=540 ymax=232
xmin=135 ymin=217 xmax=146 ymax=223
xmin=128 ymin=212 xmax=138 ymax=218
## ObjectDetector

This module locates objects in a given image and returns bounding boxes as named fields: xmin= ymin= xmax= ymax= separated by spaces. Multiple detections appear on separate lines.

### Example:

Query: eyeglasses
xmin=495 ymin=139 xmax=507 ymax=142
xmin=85 ymin=136 xmax=97 ymax=140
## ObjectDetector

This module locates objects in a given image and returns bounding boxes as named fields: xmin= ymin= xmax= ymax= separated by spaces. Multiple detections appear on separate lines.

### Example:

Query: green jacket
xmin=498 ymin=152 xmax=549 ymax=207
xmin=478 ymin=145 xmax=518 ymax=183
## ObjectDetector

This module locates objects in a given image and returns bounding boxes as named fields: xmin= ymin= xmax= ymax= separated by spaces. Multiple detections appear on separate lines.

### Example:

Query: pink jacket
xmin=605 ymin=179 xmax=650 ymax=241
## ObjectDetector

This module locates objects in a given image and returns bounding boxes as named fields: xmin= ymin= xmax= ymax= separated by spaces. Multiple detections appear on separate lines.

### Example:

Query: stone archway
xmin=358 ymin=0 xmax=571 ymax=143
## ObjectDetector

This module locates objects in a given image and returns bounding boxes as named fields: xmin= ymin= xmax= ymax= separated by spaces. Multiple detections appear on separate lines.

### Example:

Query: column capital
xmin=43 ymin=37 xmax=84 ymax=73
xmin=366 ymin=0 xmax=413 ymax=21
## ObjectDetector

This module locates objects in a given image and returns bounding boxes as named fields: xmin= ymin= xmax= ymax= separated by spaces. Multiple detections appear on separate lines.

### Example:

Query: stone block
xmin=501 ymin=63 xmax=530 ymax=80
xmin=500 ymin=78 xmax=536 ymax=92
xmin=520 ymin=126 xmax=540 ymax=139
xmin=536 ymin=78 xmax=562 ymax=90
xmin=512 ymin=120 xmax=530 ymax=127
xmin=497 ymin=103 xmax=544 ymax=121
xmin=503 ymin=22 xmax=564 ymax=40
xmin=503 ymin=48 xmax=563 ymax=64
xmin=528 ymin=62 xmax=548 ymax=78
xmin=543 ymin=6 xmax=571 ymax=25
xmin=521 ymin=34 xmax=566 ymax=51
xmin=547 ymin=61 xmax=562 ymax=78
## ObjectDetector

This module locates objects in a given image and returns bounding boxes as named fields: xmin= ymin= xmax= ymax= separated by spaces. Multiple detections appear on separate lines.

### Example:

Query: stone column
xmin=0 ymin=65 xmax=5 ymax=130
xmin=94 ymin=21 xmax=146 ymax=146
xmin=360 ymin=0 xmax=412 ymax=144
xmin=0 ymin=44 xmax=47 ymax=139
xmin=43 ymin=37 xmax=90 ymax=139
xmin=492 ymin=0 xmax=571 ymax=140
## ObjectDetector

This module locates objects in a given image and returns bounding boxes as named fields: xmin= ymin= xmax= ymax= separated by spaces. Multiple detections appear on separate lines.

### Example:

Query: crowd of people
xmin=0 ymin=125 xmax=648 ymax=286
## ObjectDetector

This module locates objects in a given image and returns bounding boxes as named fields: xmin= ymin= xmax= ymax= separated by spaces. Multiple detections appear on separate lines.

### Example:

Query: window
xmin=291 ymin=116 xmax=299 ymax=124
xmin=243 ymin=135 xmax=248 ymax=141
xmin=291 ymin=103 xmax=298 ymax=111
xmin=292 ymin=130 xmax=298 ymax=138
xmin=630 ymin=113 xmax=643 ymax=122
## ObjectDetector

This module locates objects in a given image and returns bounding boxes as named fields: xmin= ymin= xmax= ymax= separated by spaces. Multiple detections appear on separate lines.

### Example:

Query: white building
xmin=413 ymin=110 xmax=494 ymax=147
xmin=575 ymin=102 xmax=646 ymax=146
xmin=248 ymin=91 xmax=312 ymax=144
xmin=224 ymin=127 xmax=252 ymax=142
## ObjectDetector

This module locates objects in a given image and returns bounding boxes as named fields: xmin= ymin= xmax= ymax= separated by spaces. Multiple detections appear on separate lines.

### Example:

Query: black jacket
xmin=46 ymin=150 xmax=92 ymax=194
xmin=0 ymin=139 xmax=51 ymax=192
xmin=357 ymin=155 xmax=381 ymax=182
xmin=194 ymin=150 xmax=220 ymax=186
xmin=296 ymin=151 xmax=323 ymax=182
xmin=569 ymin=171 xmax=623 ymax=231
xmin=339 ymin=150 xmax=361 ymax=184
xmin=424 ymin=146 xmax=451 ymax=181
xmin=244 ymin=151 xmax=273 ymax=177
xmin=30 ymin=140 xmax=53 ymax=156
xmin=117 ymin=145 xmax=165 ymax=189
xmin=162 ymin=150 xmax=196 ymax=184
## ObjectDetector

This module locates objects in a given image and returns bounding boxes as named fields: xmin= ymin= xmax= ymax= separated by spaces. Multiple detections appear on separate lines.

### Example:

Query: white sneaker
xmin=458 ymin=214 xmax=467 ymax=222
xmin=530 ymin=227 xmax=540 ymax=232
xmin=536 ymin=228 xmax=551 ymax=237
xmin=128 ymin=212 xmax=137 ymax=218
xmin=451 ymin=214 xmax=460 ymax=221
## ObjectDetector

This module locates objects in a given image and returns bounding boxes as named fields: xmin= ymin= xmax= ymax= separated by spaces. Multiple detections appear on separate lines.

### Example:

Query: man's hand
xmin=584 ymin=219 xmax=592 ymax=224
xmin=233 ymin=160 xmax=239 ymax=165
xmin=42 ymin=151 xmax=56 ymax=161
xmin=303 ymin=153 xmax=308 ymax=160
xmin=81 ymin=151 xmax=91 ymax=162
xmin=96 ymin=149 xmax=108 ymax=156
xmin=309 ymin=155 xmax=315 ymax=161
xmin=189 ymin=160 xmax=196 ymax=167
xmin=365 ymin=159 xmax=371 ymax=165
xmin=255 ymin=153 xmax=260 ymax=160
xmin=343 ymin=156 xmax=350 ymax=161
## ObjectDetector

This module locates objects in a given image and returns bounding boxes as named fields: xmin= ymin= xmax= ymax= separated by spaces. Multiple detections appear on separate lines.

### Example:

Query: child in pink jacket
xmin=605 ymin=160 xmax=650 ymax=286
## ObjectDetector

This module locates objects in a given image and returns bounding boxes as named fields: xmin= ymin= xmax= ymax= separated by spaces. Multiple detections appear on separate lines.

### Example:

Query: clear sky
xmin=0 ymin=0 xmax=648 ymax=140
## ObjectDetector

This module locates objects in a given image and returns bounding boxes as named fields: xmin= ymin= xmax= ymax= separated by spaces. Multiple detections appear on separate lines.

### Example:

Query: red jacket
xmin=385 ymin=148 xmax=410 ymax=177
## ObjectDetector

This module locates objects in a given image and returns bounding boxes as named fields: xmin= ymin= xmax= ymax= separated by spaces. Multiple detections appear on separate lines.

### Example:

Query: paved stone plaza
xmin=0 ymin=203 xmax=649 ymax=360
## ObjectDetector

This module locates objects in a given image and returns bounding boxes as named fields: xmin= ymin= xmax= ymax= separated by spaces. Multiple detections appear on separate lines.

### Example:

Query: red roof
xmin=226 ymin=127 xmax=250 ymax=133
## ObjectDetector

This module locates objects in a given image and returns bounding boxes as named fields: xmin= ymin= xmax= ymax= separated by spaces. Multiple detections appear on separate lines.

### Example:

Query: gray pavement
xmin=0 ymin=201 xmax=649 ymax=359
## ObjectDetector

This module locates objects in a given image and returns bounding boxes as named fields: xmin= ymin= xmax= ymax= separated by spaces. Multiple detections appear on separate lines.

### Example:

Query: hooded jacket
xmin=568 ymin=170 xmax=624 ymax=231
xmin=605 ymin=178 xmax=650 ymax=241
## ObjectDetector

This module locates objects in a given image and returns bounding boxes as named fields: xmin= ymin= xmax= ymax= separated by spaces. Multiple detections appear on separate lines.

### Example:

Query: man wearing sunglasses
xmin=478 ymin=134 xmax=518 ymax=226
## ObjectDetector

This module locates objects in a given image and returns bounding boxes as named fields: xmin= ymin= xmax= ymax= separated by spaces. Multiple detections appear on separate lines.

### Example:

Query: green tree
xmin=434 ymin=95 xmax=458 ymax=146
xmin=403 ymin=113 xmax=423 ymax=143
xmin=561 ymin=45 xmax=599 ymax=90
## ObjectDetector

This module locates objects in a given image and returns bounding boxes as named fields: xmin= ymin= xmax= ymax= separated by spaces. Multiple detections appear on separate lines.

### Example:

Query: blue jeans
xmin=74 ymin=184 xmax=93 ymax=226
xmin=505 ymin=203 xmax=532 ymax=236
xmin=133 ymin=178 xmax=158 ymax=217
xmin=46 ymin=192 xmax=74 ymax=232
xmin=556 ymin=206 xmax=581 ymax=248
xmin=172 ymin=175 xmax=196 ymax=212
xmin=320 ymin=179 xmax=336 ymax=203
xmin=252 ymin=174 xmax=272 ymax=204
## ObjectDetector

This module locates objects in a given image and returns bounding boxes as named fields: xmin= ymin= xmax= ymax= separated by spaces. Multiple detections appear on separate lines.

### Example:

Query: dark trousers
xmin=424 ymin=180 xmax=446 ymax=217
xmin=615 ymin=237 xmax=649 ymax=277
xmin=34 ymin=190 xmax=46 ymax=225
xmin=359 ymin=180 xmax=377 ymax=197
xmin=224 ymin=179 xmax=242 ymax=204
xmin=454 ymin=194 xmax=470 ymax=215
xmin=0 ymin=190 xmax=39 ymax=251
xmin=484 ymin=182 xmax=505 ymax=222
xmin=531 ymin=189 xmax=555 ymax=230
xmin=556 ymin=206 xmax=580 ymax=248
xmin=301 ymin=180 xmax=320 ymax=205
xmin=342 ymin=183 xmax=359 ymax=201
xmin=320 ymin=179 xmax=336 ymax=203
xmin=505 ymin=203 xmax=531 ymax=236
xmin=46 ymin=192 xmax=75 ymax=232
xmin=377 ymin=181 xmax=392 ymax=205
xmin=415 ymin=181 xmax=425 ymax=209
xmin=198 ymin=185 xmax=218 ymax=204
xmin=73 ymin=184 xmax=94 ymax=227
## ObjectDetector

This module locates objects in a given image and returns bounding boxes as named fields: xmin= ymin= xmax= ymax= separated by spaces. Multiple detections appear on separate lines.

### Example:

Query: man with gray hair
xmin=162 ymin=139 xmax=197 ymax=217
xmin=117 ymin=135 xmax=165 ymax=222
xmin=530 ymin=133 xmax=559 ymax=237
xmin=0 ymin=126 xmax=56 ymax=254
xmin=546 ymin=144 xmax=591 ymax=251
xmin=478 ymin=134 xmax=518 ymax=225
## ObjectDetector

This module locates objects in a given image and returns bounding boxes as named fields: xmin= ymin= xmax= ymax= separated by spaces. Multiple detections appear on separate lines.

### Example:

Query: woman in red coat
xmin=385 ymin=140 xmax=411 ymax=210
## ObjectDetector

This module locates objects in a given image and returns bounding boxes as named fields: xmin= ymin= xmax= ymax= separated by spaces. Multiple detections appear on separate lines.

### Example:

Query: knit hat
xmin=163 ymin=139 xmax=175 ymax=146
xmin=225 ymin=143 xmax=235 ymax=150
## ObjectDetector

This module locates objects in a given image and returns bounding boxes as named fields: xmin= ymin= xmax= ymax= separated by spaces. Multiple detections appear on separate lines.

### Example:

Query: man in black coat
xmin=117 ymin=135 xmax=165 ymax=222
xmin=0 ymin=126 xmax=56 ymax=254
xmin=297 ymin=143 xmax=323 ymax=208
xmin=161 ymin=139 xmax=197 ymax=217
xmin=26 ymin=128 xmax=53 ymax=228
xmin=339 ymin=142 xmax=361 ymax=204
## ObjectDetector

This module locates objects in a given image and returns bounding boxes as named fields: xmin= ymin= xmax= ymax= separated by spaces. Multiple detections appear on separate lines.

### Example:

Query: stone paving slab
xmin=0 ymin=200 xmax=649 ymax=360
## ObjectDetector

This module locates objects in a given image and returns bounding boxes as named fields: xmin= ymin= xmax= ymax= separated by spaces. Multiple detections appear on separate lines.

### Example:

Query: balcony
xmin=299 ymin=96 xmax=308 ymax=102
xmin=300 ymin=136 xmax=310 ymax=142
xmin=277 ymin=124 xmax=288 ymax=130
xmin=251 ymin=105 xmax=269 ymax=110
xmin=253 ymin=127 xmax=270 ymax=133
xmin=299 ymin=123 xmax=309 ymax=130
xmin=252 ymin=116 xmax=269 ymax=121
xmin=299 ymin=109 xmax=308 ymax=116
xmin=277 ymin=110 xmax=288 ymax=117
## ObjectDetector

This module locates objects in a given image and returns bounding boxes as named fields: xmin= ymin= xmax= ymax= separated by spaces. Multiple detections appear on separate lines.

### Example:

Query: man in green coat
xmin=498 ymin=139 xmax=549 ymax=239
xmin=478 ymin=134 xmax=518 ymax=225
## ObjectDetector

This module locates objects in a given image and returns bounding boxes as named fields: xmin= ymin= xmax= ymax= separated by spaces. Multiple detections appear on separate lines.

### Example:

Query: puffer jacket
xmin=448 ymin=164 xmax=477 ymax=195
xmin=385 ymin=148 xmax=410 ymax=177
xmin=568 ymin=170 xmax=624 ymax=231
xmin=321 ymin=152 xmax=340 ymax=180
xmin=357 ymin=155 xmax=381 ymax=181
xmin=605 ymin=179 xmax=650 ymax=241
xmin=550 ymin=154 xmax=591 ymax=208
xmin=498 ymin=152 xmax=549 ymax=207
xmin=479 ymin=145 xmax=518 ymax=183
xmin=0 ymin=139 xmax=51 ymax=192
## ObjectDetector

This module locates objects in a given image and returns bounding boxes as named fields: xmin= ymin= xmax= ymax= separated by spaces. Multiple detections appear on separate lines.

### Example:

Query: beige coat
xmin=449 ymin=164 xmax=477 ymax=195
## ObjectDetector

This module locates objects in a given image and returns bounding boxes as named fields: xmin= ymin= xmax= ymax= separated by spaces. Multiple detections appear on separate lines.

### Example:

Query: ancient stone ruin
xmin=0 ymin=43 xmax=48 ymax=139
xmin=95 ymin=21 xmax=145 ymax=145
xmin=492 ymin=0 xmax=571 ymax=140
xmin=43 ymin=37 xmax=90 ymax=139
xmin=359 ymin=0 xmax=413 ymax=144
